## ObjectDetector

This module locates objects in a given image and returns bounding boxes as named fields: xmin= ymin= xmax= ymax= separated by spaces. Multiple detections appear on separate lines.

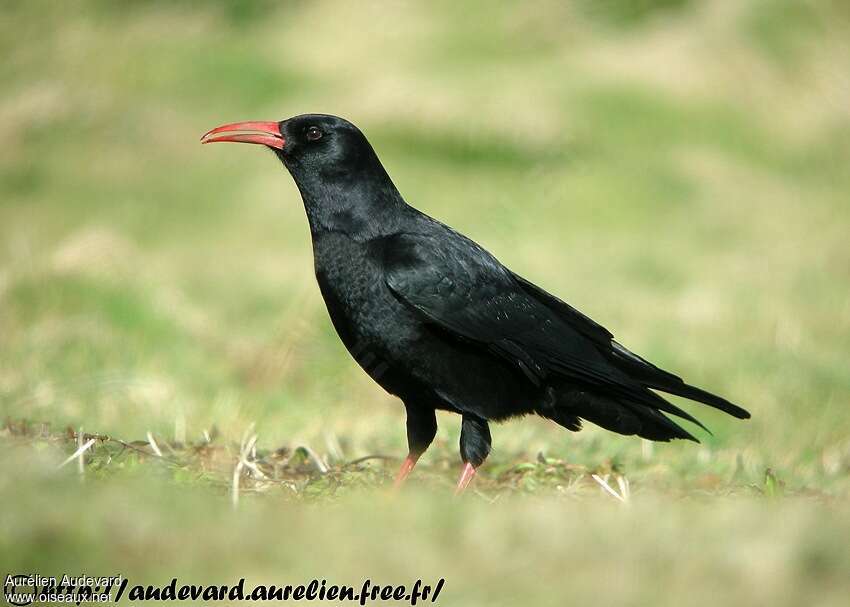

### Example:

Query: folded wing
xmin=383 ymin=230 xmax=748 ymax=440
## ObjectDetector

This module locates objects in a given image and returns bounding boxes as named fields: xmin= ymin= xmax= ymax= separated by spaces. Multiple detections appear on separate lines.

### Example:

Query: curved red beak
xmin=200 ymin=121 xmax=285 ymax=150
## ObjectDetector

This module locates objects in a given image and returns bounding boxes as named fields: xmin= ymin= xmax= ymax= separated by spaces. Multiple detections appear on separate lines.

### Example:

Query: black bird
xmin=201 ymin=114 xmax=750 ymax=492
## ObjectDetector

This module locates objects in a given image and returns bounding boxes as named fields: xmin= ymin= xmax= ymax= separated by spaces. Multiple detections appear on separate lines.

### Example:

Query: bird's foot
xmin=454 ymin=462 xmax=477 ymax=495
xmin=393 ymin=454 xmax=420 ymax=488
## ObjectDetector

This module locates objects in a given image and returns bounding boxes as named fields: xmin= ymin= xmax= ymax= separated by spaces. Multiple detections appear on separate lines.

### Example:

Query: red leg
xmin=393 ymin=454 xmax=420 ymax=488
xmin=454 ymin=462 xmax=477 ymax=495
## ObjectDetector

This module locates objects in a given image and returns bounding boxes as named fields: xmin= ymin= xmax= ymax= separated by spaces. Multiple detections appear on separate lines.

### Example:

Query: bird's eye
xmin=306 ymin=126 xmax=323 ymax=141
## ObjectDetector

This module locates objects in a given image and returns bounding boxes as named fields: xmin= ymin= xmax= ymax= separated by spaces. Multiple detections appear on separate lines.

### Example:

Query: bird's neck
xmin=291 ymin=166 xmax=410 ymax=239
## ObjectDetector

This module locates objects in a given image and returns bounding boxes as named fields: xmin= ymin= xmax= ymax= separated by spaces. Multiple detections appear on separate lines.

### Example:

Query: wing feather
xmin=383 ymin=232 xmax=681 ymax=414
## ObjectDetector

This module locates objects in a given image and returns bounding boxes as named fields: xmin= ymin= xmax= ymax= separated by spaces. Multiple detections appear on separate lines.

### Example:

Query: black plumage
xmin=201 ymin=114 xmax=750 ymax=492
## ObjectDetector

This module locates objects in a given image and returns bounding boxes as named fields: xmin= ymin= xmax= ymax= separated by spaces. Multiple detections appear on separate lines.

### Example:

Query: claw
xmin=454 ymin=462 xmax=477 ymax=495
xmin=393 ymin=454 xmax=420 ymax=488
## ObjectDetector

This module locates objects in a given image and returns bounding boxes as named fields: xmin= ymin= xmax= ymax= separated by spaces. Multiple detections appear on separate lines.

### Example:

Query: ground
xmin=1 ymin=1 xmax=849 ymax=605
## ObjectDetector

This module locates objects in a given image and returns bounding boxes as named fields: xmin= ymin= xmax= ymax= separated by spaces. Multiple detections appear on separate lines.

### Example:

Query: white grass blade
xmin=591 ymin=473 xmax=627 ymax=503
xmin=240 ymin=434 xmax=267 ymax=480
xmin=616 ymin=475 xmax=631 ymax=502
xmin=324 ymin=432 xmax=344 ymax=462
xmin=146 ymin=431 xmax=163 ymax=457
xmin=77 ymin=427 xmax=85 ymax=475
xmin=233 ymin=428 xmax=266 ymax=508
xmin=232 ymin=458 xmax=245 ymax=509
xmin=240 ymin=423 xmax=256 ymax=450
xmin=59 ymin=438 xmax=96 ymax=470
xmin=298 ymin=444 xmax=329 ymax=474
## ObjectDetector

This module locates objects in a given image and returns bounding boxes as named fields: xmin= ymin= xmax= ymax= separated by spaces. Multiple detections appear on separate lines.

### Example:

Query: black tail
xmin=609 ymin=341 xmax=750 ymax=419
xmin=541 ymin=387 xmax=699 ymax=443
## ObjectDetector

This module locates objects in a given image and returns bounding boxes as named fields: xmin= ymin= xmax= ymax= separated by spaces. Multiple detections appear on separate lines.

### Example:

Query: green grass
xmin=2 ymin=1 xmax=850 ymax=604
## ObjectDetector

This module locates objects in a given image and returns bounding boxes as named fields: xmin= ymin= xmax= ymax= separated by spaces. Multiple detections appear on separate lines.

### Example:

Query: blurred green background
xmin=2 ymin=1 xmax=850 ymax=605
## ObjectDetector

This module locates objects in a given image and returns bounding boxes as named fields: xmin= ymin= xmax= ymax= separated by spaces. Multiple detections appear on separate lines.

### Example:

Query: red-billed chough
xmin=201 ymin=114 xmax=750 ymax=493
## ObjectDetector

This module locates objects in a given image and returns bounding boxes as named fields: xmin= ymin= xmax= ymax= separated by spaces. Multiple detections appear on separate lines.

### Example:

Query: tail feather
xmin=652 ymin=380 xmax=750 ymax=419
xmin=621 ymin=402 xmax=699 ymax=442
xmin=543 ymin=388 xmax=699 ymax=443
xmin=638 ymin=387 xmax=711 ymax=432
xmin=610 ymin=341 xmax=750 ymax=420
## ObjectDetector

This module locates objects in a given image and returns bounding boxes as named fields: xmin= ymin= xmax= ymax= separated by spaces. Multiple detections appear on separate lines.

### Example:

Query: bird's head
xmin=202 ymin=113 xmax=385 ymax=182
xmin=201 ymin=113 xmax=402 ymax=234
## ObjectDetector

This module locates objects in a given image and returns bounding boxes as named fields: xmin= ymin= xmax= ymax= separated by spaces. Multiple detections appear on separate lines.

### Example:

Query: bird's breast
xmin=309 ymin=232 xmax=539 ymax=418
xmin=311 ymin=232 xmax=423 ymax=378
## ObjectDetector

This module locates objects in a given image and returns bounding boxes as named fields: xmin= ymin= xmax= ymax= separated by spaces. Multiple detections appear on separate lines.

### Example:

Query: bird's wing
xmin=382 ymin=231 xmax=676 ymax=407
xmin=382 ymin=229 xmax=749 ymax=432
xmin=508 ymin=271 xmax=613 ymax=348
xmin=508 ymin=269 xmax=749 ymax=419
